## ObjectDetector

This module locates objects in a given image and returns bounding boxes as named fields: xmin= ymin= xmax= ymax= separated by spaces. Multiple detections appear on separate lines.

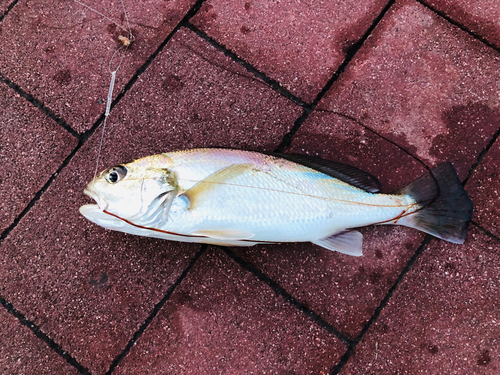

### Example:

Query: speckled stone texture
xmin=191 ymin=0 xmax=388 ymax=103
xmin=0 ymin=0 xmax=197 ymax=132
xmin=467 ymin=138 xmax=500 ymax=237
xmin=1 ymin=0 xmax=499 ymax=373
xmin=422 ymin=0 xmax=500 ymax=48
xmin=322 ymin=0 xmax=500 ymax=180
xmin=0 ymin=0 xmax=16 ymax=15
xmin=115 ymin=248 xmax=345 ymax=374
xmin=236 ymin=111 xmax=427 ymax=338
xmin=340 ymin=227 xmax=500 ymax=374
xmin=0 ymin=171 xmax=201 ymax=374
xmin=106 ymin=27 xmax=301 ymax=154
xmin=0 ymin=27 xmax=300 ymax=373
xmin=0 ymin=308 xmax=79 ymax=375
xmin=0 ymin=82 xmax=77 ymax=233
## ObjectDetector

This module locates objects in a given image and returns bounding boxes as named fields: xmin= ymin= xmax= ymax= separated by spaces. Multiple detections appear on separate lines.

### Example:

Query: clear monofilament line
xmin=93 ymin=69 xmax=117 ymax=184
xmin=73 ymin=0 xmax=130 ymax=35
xmin=119 ymin=0 xmax=133 ymax=40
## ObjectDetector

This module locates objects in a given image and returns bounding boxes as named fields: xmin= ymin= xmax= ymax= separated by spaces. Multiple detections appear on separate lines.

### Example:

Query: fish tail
xmin=397 ymin=162 xmax=473 ymax=244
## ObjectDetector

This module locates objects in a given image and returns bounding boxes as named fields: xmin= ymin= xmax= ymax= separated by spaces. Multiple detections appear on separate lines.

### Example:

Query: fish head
xmin=80 ymin=154 xmax=177 ymax=227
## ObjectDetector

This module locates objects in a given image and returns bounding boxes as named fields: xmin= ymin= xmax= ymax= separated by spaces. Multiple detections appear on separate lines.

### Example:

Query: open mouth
xmin=83 ymin=187 xmax=108 ymax=211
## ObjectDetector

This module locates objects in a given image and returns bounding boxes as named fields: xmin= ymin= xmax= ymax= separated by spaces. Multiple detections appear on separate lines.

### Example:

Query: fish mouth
xmin=80 ymin=189 xmax=118 ymax=225
xmin=83 ymin=187 xmax=108 ymax=211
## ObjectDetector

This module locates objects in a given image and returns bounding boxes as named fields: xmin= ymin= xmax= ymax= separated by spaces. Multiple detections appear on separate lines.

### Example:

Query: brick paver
xmin=0 ymin=307 xmax=79 ymax=375
xmin=340 ymin=227 xmax=500 ymax=374
xmin=323 ymin=0 xmax=500 ymax=179
xmin=0 ymin=82 xmax=77 ymax=233
xmin=0 ymin=0 xmax=498 ymax=373
xmin=115 ymin=248 xmax=346 ymax=374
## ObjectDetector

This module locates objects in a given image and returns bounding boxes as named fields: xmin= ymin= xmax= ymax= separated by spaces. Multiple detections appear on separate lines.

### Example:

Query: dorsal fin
xmin=272 ymin=153 xmax=381 ymax=193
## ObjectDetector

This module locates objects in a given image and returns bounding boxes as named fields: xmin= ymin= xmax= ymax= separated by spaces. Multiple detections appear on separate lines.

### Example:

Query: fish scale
xmin=80 ymin=148 xmax=472 ymax=256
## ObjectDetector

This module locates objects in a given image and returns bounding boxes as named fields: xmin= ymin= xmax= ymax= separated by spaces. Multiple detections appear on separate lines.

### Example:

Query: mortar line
xmin=275 ymin=0 xmax=396 ymax=152
xmin=330 ymin=235 xmax=432 ymax=374
xmin=463 ymin=125 xmax=500 ymax=186
xmin=472 ymin=221 xmax=500 ymax=244
xmin=0 ymin=75 xmax=80 ymax=138
xmin=221 ymin=247 xmax=354 ymax=346
xmin=0 ymin=137 xmax=86 ymax=243
xmin=0 ymin=296 xmax=91 ymax=375
xmin=0 ymin=0 xmax=210 ymax=243
xmin=183 ymin=23 xmax=307 ymax=108
xmin=0 ymin=0 xmax=19 ymax=22
xmin=105 ymin=245 xmax=207 ymax=374
xmin=418 ymin=0 xmax=500 ymax=53
xmin=0 ymin=0 xmax=209 ymax=368
xmin=321 ymin=109 xmax=431 ymax=171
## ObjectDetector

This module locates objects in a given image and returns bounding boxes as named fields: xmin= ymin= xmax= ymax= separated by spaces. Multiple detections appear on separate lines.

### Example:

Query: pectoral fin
xmin=311 ymin=230 xmax=363 ymax=256
xmin=193 ymin=229 xmax=255 ymax=240
xmin=182 ymin=163 xmax=253 ymax=210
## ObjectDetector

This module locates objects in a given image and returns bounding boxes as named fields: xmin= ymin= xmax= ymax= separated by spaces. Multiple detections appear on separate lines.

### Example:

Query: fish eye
xmin=104 ymin=165 xmax=127 ymax=184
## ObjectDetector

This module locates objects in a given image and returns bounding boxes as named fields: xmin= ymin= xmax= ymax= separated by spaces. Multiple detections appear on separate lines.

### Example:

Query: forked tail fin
xmin=398 ymin=162 xmax=473 ymax=244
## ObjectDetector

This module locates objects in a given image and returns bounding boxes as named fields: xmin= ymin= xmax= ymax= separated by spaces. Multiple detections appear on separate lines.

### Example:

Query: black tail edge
xmin=399 ymin=162 xmax=473 ymax=244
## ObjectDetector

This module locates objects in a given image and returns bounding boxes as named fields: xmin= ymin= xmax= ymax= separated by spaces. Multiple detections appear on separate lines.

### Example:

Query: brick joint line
xmin=418 ymin=0 xmax=500 ymax=53
xmin=0 ymin=296 xmax=91 ymax=375
xmin=184 ymin=22 xmax=308 ymax=108
xmin=0 ymin=137 xmax=87 ymax=243
xmin=471 ymin=221 xmax=500 ymax=244
xmin=275 ymin=0 xmax=397 ymax=153
xmin=0 ymin=75 xmax=80 ymax=138
xmin=463 ymin=124 xmax=500 ymax=186
xmin=329 ymin=235 xmax=432 ymax=374
xmin=221 ymin=247 xmax=354 ymax=346
xmin=105 ymin=245 xmax=207 ymax=374
xmin=0 ymin=0 xmax=20 ymax=23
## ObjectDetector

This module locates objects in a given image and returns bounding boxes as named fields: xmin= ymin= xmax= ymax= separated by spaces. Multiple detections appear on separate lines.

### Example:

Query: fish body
xmin=80 ymin=148 xmax=472 ymax=256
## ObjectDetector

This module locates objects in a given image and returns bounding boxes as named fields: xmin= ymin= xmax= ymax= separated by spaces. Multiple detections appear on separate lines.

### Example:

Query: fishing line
xmin=72 ymin=0 xmax=134 ymax=184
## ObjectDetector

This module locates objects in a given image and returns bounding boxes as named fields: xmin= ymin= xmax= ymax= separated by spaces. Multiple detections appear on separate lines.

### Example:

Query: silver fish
xmin=80 ymin=148 xmax=473 ymax=256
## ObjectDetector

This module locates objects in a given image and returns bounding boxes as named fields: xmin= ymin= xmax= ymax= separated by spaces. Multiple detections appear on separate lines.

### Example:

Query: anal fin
xmin=311 ymin=230 xmax=363 ymax=256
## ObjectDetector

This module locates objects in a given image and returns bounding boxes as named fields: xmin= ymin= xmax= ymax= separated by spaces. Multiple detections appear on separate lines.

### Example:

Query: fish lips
xmin=83 ymin=187 xmax=108 ymax=211
xmin=80 ymin=188 xmax=114 ymax=225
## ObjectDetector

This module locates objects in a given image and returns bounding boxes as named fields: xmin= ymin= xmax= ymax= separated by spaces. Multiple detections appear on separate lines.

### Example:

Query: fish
xmin=79 ymin=148 xmax=473 ymax=256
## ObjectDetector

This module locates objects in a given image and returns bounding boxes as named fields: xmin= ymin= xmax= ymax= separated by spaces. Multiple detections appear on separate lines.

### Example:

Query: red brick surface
xmin=422 ymin=0 xmax=500 ymax=48
xmin=237 ymin=111 xmax=428 ymax=338
xmin=0 ymin=25 xmax=301 ymax=373
xmin=0 ymin=82 xmax=77 ymax=233
xmin=115 ymin=248 xmax=346 ymax=374
xmin=1 ymin=0 xmax=499 ymax=373
xmin=0 ymin=308 xmax=79 ymax=375
xmin=192 ymin=0 xmax=388 ymax=102
xmin=323 ymin=0 xmax=500 ymax=180
xmin=105 ymin=27 xmax=301 ymax=155
xmin=467 ymin=138 xmax=500 ymax=237
xmin=0 ymin=0 xmax=197 ymax=132
xmin=341 ymin=227 xmax=500 ymax=374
